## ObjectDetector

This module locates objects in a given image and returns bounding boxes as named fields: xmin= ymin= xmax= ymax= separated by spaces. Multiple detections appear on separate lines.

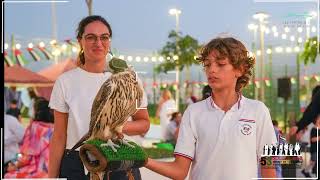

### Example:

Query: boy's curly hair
xmin=197 ymin=37 xmax=255 ymax=92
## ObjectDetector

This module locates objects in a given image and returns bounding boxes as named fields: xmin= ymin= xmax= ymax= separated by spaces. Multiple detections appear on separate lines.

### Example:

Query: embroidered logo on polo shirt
xmin=238 ymin=118 xmax=256 ymax=123
xmin=240 ymin=123 xmax=252 ymax=135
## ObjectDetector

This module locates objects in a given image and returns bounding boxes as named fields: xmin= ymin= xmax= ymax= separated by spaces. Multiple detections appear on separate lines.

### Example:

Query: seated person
xmin=164 ymin=112 xmax=182 ymax=145
xmin=5 ymin=97 xmax=54 ymax=178
xmin=6 ymin=99 xmax=22 ymax=122
xmin=4 ymin=114 xmax=25 ymax=174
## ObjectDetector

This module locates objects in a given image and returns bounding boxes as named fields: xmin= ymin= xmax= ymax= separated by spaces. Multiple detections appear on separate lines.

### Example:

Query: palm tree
xmin=299 ymin=36 xmax=319 ymax=65
xmin=155 ymin=30 xmax=200 ymax=81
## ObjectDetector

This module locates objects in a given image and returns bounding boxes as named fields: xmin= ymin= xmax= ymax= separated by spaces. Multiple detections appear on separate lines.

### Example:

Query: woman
xmin=5 ymin=97 xmax=54 ymax=178
xmin=164 ymin=112 xmax=182 ymax=145
xmin=145 ymin=37 xmax=277 ymax=179
xmin=48 ymin=15 xmax=149 ymax=180
xmin=156 ymin=89 xmax=176 ymax=140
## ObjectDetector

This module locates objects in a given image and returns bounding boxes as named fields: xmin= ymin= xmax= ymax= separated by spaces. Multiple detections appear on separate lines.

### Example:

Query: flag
xmin=15 ymin=49 xmax=27 ymax=66
xmin=4 ymin=51 xmax=14 ymax=66
xmin=27 ymin=47 xmax=41 ymax=61
xmin=38 ymin=46 xmax=53 ymax=60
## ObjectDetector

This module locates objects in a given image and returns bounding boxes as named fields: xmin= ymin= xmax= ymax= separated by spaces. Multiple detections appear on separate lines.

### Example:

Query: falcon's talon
xmin=120 ymin=139 xmax=135 ymax=148
xmin=101 ymin=139 xmax=120 ymax=152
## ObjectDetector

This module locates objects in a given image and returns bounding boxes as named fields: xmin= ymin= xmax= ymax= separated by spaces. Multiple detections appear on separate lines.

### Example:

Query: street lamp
xmin=248 ymin=23 xmax=258 ymax=99
xmin=253 ymin=12 xmax=269 ymax=102
xmin=169 ymin=8 xmax=182 ymax=111
xmin=169 ymin=8 xmax=182 ymax=33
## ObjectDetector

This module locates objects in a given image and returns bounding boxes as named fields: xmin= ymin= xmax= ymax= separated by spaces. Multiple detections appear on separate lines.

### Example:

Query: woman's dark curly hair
xmin=34 ymin=97 xmax=54 ymax=123
xmin=197 ymin=37 xmax=255 ymax=92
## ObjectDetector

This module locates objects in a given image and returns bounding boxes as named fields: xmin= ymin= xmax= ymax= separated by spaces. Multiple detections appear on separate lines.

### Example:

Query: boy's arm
xmin=145 ymin=155 xmax=191 ymax=180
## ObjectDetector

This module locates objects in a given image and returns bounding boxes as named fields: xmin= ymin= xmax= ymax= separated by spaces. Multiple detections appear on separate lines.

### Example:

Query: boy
xmin=145 ymin=37 xmax=277 ymax=179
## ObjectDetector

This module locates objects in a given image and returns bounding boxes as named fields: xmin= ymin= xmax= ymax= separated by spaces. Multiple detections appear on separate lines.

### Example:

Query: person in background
xmin=186 ymin=95 xmax=198 ymax=106
xmin=201 ymin=85 xmax=212 ymax=100
xmin=164 ymin=112 xmax=182 ymax=145
xmin=4 ymin=86 xmax=23 ymax=112
xmin=4 ymin=114 xmax=25 ymax=175
xmin=295 ymin=85 xmax=320 ymax=135
xmin=6 ymin=99 xmax=22 ymax=122
xmin=5 ymin=97 xmax=54 ymax=178
xmin=156 ymin=89 xmax=176 ymax=140
xmin=27 ymin=87 xmax=38 ymax=119
xmin=301 ymin=114 xmax=320 ymax=177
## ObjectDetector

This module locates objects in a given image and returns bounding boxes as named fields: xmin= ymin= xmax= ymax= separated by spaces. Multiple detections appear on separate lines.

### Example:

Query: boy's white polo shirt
xmin=174 ymin=96 xmax=277 ymax=180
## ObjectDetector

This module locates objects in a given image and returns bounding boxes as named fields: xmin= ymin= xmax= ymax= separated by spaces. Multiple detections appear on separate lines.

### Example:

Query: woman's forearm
xmin=123 ymin=118 xmax=150 ymax=135
xmin=48 ymin=133 xmax=66 ymax=178
xmin=123 ymin=109 xmax=150 ymax=135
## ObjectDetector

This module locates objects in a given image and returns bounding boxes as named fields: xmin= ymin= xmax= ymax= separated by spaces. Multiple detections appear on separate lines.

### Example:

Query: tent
xmin=5 ymin=65 xmax=54 ymax=87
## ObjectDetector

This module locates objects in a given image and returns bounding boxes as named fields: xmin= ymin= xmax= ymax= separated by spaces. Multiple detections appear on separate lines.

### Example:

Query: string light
xmin=285 ymin=47 xmax=292 ymax=53
xmin=290 ymin=36 xmax=295 ymax=42
xmin=15 ymin=43 xmax=21 ymax=49
xmin=39 ymin=42 xmax=45 ymax=48
xmin=135 ymin=56 xmax=141 ymax=62
xmin=28 ymin=43 xmax=34 ymax=49
xmin=72 ymin=46 xmax=78 ymax=53
xmin=159 ymin=56 xmax=164 ymax=62
xmin=50 ymin=39 xmax=57 ymax=45
xmin=143 ymin=57 xmax=149 ymax=62
xmin=256 ymin=50 xmax=261 ymax=56
xmin=127 ymin=56 xmax=133 ymax=62
xmin=284 ymin=26 xmax=290 ymax=33
xmin=266 ymin=48 xmax=272 ymax=54
xmin=151 ymin=57 xmax=157 ymax=62
xmin=61 ymin=44 xmax=67 ymax=50
xmin=275 ymin=46 xmax=283 ymax=53
xmin=281 ymin=34 xmax=287 ymax=39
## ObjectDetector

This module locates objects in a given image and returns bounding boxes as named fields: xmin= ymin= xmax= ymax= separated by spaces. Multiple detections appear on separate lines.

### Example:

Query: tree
xmin=86 ymin=0 xmax=93 ymax=15
xmin=155 ymin=30 xmax=201 ymax=82
xmin=299 ymin=36 xmax=319 ymax=65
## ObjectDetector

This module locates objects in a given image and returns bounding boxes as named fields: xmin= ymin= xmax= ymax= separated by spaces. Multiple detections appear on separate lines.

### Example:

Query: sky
xmin=3 ymin=0 xmax=320 ymax=81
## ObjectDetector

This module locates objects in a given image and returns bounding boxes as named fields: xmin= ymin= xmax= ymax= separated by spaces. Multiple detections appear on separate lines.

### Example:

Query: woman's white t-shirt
xmin=49 ymin=67 xmax=148 ymax=150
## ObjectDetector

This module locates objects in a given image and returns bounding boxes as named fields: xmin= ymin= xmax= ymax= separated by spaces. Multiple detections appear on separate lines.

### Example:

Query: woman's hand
xmin=7 ymin=162 xmax=18 ymax=172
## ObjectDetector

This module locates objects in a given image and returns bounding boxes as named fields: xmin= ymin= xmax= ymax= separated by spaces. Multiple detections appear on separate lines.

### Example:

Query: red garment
xmin=5 ymin=121 xmax=54 ymax=178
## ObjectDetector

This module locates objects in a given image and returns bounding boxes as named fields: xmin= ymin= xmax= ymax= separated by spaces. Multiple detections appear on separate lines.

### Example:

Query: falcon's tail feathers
xmin=69 ymin=133 xmax=90 ymax=152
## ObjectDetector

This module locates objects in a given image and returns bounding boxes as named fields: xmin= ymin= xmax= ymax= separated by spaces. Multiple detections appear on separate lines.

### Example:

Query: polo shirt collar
xmin=207 ymin=92 xmax=242 ymax=112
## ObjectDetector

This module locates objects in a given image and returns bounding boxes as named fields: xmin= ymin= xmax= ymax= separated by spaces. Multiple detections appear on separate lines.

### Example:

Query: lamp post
xmin=248 ymin=23 xmax=258 ymax=99
xmin=253 ymin=12 xmax=269 ymax=102
xmin=169 ymin=8 xmax=181 ymax=111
